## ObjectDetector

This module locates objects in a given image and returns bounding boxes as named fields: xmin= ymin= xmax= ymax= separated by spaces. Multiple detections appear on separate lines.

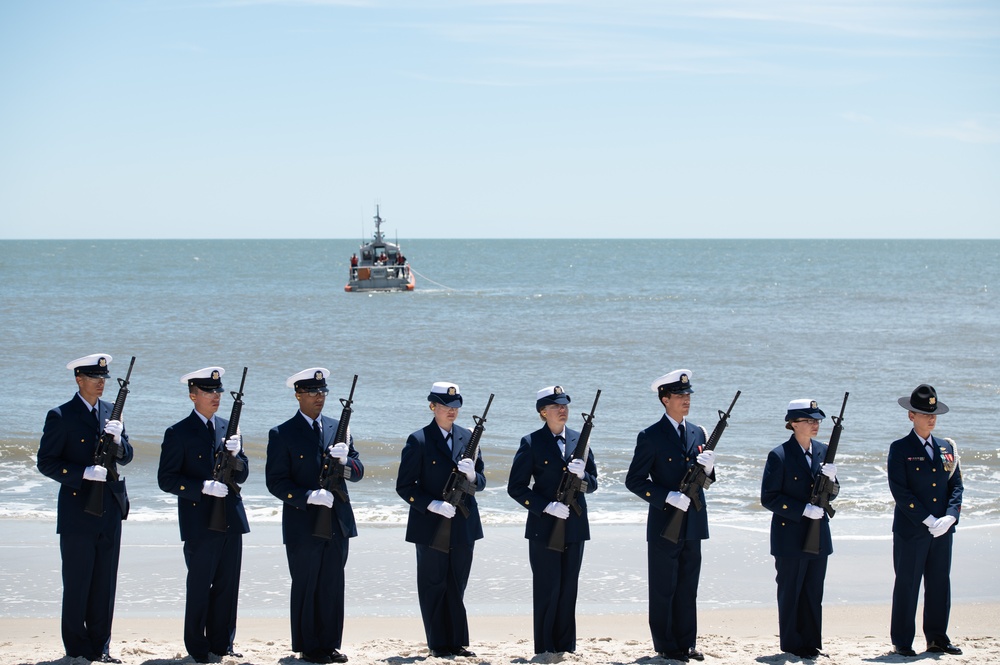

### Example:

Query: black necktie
xmin=207 ymin=419 xmax=216 ymax=449
xmin=92 ymin=407 xmax=100 ymax=434
xmin=925 ymin=439 xmax=935 ymax=460
xmin=678 ymin=424 xmax=687 ymax=449
xmin=555 ymin=435 xmax=566 ymax=458
xmin=313 ymin=420 xmax=322 ymax=446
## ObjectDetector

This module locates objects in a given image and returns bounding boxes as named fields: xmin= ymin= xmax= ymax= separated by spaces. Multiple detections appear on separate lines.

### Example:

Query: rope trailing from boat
xmin=409 ymin=268 xmax=456 ymax=291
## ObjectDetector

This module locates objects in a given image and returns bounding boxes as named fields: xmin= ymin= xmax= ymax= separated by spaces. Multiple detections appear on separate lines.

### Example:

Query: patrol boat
xmin=344 ymin=206 xmax=416 ymax=292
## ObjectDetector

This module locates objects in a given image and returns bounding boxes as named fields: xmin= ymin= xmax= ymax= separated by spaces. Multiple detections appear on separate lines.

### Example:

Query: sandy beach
xmin=2 ymin=605 xmax=999 ymax=664
xmin=2 ymin=520 xmax=998 ymax=664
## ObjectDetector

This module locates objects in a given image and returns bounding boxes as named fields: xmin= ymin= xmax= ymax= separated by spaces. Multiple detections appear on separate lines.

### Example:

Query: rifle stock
xmin=314 ymin=375 xmax=358 ymax=540
xmin=84 ymin=356 xmax=135 ymax=517
xmin=209 ymin=367 xmax=248 ymax=533
xmin=547 ymin=390 xmax=601 ymax=552
xmin=431 ymin=394 xmax=494 ymax=553
xmin=803 ymin=392 xmax=848 ymax=555
xmin=661 ymin=390 xmax=740 ymax=543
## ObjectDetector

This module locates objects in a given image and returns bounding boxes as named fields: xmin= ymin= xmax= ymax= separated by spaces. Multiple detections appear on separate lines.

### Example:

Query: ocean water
xmin=1 ymin=239 xmax=998 ymax=535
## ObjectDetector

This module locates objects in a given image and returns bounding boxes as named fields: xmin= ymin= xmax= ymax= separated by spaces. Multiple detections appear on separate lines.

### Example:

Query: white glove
xmin=802 ymin=504 xmax=824 ymax=520
xmin=567 ymin=458 xmax=586 ymax=479
xmin=103 ymin=419 xmax=123 ymax=444
xmin=457 ymin=457 xmax=476 ymax=482
xmin=696 ymin=449 xmax=715 ymax=474
xmin=923 ymin=514 xmax=938 ymax=528
xmin=306 ymin=489 xmax=334 ymax=508
xmin=428 ymin=499 xmax=457 ymax=519
xmin=820 ymin=463 xmax=837 ymax=479
xmin=543 ymin=501 xmax=570 ymax=519
xmin=666 ymin=491 xmax=691 ymax=512
xmin=225 ymin=435 xmax=242 ymax=457
xmin=328 ymin=442 xmax=349 ymax=463
xmin=83 ymin=465 xmax=107 ymax=482
xmin=929 ymin=515 xmax=957 ymax=538
xmin=201 ymin=480 xmax=229 ymax=498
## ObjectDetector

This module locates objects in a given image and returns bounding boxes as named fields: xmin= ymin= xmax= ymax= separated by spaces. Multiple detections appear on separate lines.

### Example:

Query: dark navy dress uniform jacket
xmin=266 ymin=412 xmax=364 ymax=542
xmin=761 ymin=437 xmax=839 ymax=557
xmin=158 ymin=411 xmax=250 ymax=540
xmin=888 ymin=431 xmax=962 ymax=537
xmin=507 ymin=426 xmax=597 ymax=543
xmin=38 ymin=393 xmax=134 ymax=531
xmin=625 ymin=414 xmax=712 ymax=541
xmin=396 ymin=421 xmax=486 ymax=546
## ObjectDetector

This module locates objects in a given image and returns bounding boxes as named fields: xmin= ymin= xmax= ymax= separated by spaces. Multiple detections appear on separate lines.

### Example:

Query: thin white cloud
xmin=841 ymin=111 xmax=875 ymax=124
xmin=908 ymin=119 xmax=1000 ymax=144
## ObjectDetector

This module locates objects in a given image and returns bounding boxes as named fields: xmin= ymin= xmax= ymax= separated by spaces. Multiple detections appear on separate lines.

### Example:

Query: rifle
xmin=208 ymin=367 xmax=248 ymax=533
xmin=661 ymin=390 xmax=741 ymax=543
xmin=84 ymin=356 xmax=135 ymax=517
xmin=547 ymin=390 xmax=601 ymax=552
xmin=431 ymin=393 xmax=494 ymax=553
xmin=313 ymin=374 xmax=358 ymax=540
xmin=803 ymin=392 xmax=848 ymax=555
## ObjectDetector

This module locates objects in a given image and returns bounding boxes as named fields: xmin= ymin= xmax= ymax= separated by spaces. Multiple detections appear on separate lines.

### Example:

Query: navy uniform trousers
xmin=37 ymin=393 xmax=133 ymax=660
xmin=508 ymin=425 xmax=598 ymax=653
xmin=887 ymin=431 xmax=963 ymax=650
xmin=625 ymin=415 xmax=711 ymax=655
xmin=158 ymin=411 xmax=250 ymax=659
xmin=396 ymin=420 xmax=485 ymax=653
xmin=761 ymin=437 xmax=838 ymax=654
xmin=266 ymin=411 xmax=363 ymax=656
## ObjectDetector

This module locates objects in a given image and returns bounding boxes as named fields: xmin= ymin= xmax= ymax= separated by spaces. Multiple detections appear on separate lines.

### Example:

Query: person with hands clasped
xmin=625 ymin=369 xmax=714 ymax=663
xmin=508 ymin=386 xmax=598 ymax=654
xmin=396 ymin=382 xmax=486 ymax=658
xmin=36 ymin=354 xmax=134 ymax=664
xmin=888 ymin=384 xmax=963 ymax=658
xmin=266 ymin=368 xmax=364 ymax=664
xmin=158 ymin=367 xmax=249 ymax=663
xmin=760 ymin=399 xmax=840 ymax=660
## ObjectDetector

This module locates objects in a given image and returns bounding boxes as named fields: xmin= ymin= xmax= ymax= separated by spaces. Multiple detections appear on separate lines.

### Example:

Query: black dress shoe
xmin=191 ymin=657 xmax=211 ymax=664
xmin=794 ymin=648 xmax=818 ymax=660
xmin=211 ymin=649 xmax=244 ymax=658
xmin=302 ymin=652 xmax=333 ymax=664
xmin=94 ymin=655 xmax=123 ymax=664
xmin=428 ymin=650 xmax=452 ymax=658
xmin=657 ymin=651 xmax=689 ymax=662
xmin=329 ymin=649 xmax=349 ymax=663
xmin=452 ymin=648 xmax=476 ymax=657
xmin=927 ymin=642 xmax=963 ymax=655
xmin=687 ymin=647 xmax=704 ymax=661
xmin=893 ymin=645 xmax=917 ymax=657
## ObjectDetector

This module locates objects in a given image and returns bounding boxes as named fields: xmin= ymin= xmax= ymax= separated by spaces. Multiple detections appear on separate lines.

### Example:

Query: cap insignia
xmin=98 ymin=357 xmax=108 ymax=368
xmin=929 ymin=397 xmax=936 ymax=405
xmin=680 ymin=374 xmax=689 ymax=384
xmin=554 ymin=386 xmax=564 ymax=395
xmin=314 ymin=371 xmax=323 ymax=380
xmin=810 ymin=400 xmax=818 ymax=409
xmin=211 ymin=370 xmax=220 ymax=380
xmin=447 ymin=387 xmax=456 ymax=396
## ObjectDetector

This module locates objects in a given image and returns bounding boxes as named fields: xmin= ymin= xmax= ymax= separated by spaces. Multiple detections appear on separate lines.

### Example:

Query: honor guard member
xmin=36 ymin=354 xmax=133 ymax=663
xmin=760 ymin=399 xmax=840 ymax=659
xmin=396 ymin=382 xmax=486 ymax=658
xmin=508 ymin=386 xmax=598 ymax=654
xmin=157 ymin=367 xmax=249 ymax=663
xmin=266 ymin=368 xmax=363 ymax=664
xmin=625 ymin=369 xmax=714 ymax=662
xmin=888 ymin=384 xmax=964 ymax=657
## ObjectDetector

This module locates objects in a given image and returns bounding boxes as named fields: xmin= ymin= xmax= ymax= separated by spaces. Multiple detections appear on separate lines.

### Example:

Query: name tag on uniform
xmin=906 ymin=456 xmax=927 ymax=462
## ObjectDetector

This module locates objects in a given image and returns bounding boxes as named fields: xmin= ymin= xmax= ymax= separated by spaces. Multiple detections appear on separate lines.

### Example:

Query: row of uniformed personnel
xmin=37 ymin=355 xmax=964 ymax=664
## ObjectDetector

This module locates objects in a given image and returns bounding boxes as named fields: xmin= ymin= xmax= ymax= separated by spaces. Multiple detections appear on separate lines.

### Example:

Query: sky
xmin=1 ymin=0 xmax=998 ymax=239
